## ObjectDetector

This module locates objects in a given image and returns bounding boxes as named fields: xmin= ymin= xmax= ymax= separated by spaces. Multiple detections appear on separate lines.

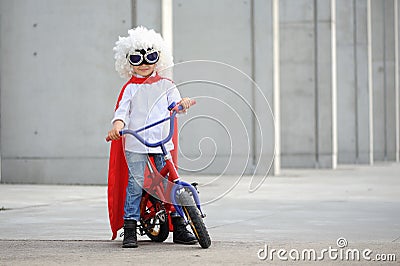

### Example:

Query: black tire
xmin=178 ymin=191 xmax=211 ymax=249
xmin=141 ymin=195 xmax=170 ymax=242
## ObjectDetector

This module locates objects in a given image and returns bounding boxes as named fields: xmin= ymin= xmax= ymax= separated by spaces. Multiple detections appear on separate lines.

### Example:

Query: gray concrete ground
xmin=0 ymin=163 xmax=399 ymax=265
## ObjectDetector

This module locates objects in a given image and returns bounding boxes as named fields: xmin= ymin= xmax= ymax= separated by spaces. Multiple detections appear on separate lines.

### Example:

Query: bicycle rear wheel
xmin=140 ymin=194 xmax=169 ymax=242
xmin=177 ymin=191 xmax=211 ymax=249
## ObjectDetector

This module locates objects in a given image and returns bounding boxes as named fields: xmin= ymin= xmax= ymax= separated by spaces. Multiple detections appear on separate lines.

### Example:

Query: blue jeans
xmin=124 ymin=151 xmax=165 ymax=221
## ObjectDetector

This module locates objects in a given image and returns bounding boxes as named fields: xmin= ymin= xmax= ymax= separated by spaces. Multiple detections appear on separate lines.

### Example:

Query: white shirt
xmin=112 ymin=73 xmax=182 ymax=153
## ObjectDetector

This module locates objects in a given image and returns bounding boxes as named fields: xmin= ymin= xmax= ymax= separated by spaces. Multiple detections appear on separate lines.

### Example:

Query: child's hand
xmin=107 ymin=120 xmax=124 ymax=141
xmin=178 ymin=97 xmax=193 ymax=112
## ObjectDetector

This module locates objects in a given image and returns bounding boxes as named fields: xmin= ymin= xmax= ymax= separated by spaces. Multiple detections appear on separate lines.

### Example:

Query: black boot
xmin=122 ymin=220 xmax=138 ymax=248
xmin=172 ymin=216 xmax=197 ymax=245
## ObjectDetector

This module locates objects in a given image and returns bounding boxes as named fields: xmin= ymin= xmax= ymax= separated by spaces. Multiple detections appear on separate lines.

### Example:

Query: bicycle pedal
xmin=156 ymin=210 xmax=166 ymax=223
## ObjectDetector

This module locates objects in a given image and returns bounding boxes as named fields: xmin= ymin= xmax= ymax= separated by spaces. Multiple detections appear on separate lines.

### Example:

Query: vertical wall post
xmin=162 ymin=0 xmax=173 ymax=52
xmin=395 ymin=0 xmax=400 ymax=162
xmin=161 ymin=0 xmax=173 ymax=79
xmin=367 ymin=0 xmax=374 ymax=164
xmin=273 ymin=0 xmax=281 ymax=175
xmin=331 ymin=0 xmax=338 ymax=169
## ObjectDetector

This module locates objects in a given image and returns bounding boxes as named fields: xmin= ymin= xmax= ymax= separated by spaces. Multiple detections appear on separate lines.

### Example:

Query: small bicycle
xmin=114 ymin=102 xmax=211 ymax=249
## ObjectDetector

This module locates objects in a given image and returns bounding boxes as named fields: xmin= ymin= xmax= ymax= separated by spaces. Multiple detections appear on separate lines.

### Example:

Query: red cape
xmin=107 ymin=74 xmax=178 ymax=240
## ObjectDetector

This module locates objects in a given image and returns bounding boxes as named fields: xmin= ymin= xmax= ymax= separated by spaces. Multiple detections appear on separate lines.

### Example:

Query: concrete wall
xmin=1 ymin=0 xmax=399 ymax=184
xmin=371 ymin=0 xmax=398 ymax=161
xmin=315 ymin=0 xmax=337 ymax=169
xmin=280 ymin=0 xmax=337 ymax=168
xmin=134 ymin=0 xmax=162 ymax=32
xmin=337 ymin=0 xmax=373 ymax=164
xmin=280 ymin=0 xmax=317 ymax=168
xmin=172 ymin=0 xmax=275 ymax=176
xmin=0 ymin=0 xmax=132 ymax=184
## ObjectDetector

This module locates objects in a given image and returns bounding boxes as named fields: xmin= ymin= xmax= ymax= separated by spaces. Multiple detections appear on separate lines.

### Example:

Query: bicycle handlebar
xmin=106 ymin=100 xmax=196 ymax=155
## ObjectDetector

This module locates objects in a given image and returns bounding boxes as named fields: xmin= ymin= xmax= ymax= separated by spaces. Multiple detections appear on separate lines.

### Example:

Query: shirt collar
xmin=129 ymin=71 xmax=161 ymax=84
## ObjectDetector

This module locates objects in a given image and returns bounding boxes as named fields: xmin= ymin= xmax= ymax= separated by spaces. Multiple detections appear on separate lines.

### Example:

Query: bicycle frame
xmin=121 ymin=102 xmax=205 ymax=223
xmin=143 ymin=153 xmax=204 ymax=219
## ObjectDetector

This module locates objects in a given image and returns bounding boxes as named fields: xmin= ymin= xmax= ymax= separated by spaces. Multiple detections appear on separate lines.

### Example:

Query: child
xmin=107 ymin=26 xmax=196 ymax=248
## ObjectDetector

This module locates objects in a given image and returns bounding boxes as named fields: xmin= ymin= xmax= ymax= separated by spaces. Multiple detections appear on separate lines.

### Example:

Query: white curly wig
xmin=113 ymin=26 xmax=174 ymax=79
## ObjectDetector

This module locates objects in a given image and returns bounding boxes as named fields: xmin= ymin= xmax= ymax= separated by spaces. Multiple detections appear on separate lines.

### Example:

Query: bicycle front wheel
xmin=177 ymin=191 xmax=211 ymax=249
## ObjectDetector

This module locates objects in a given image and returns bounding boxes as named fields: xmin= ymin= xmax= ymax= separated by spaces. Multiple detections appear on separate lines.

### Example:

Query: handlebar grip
xmin=171 ymin=99 xmax=197 ymax=112
xmin=105 ymin=131 xmax=122 ymax=142
xmin=181 ymin=99 xmax=197 ymax=110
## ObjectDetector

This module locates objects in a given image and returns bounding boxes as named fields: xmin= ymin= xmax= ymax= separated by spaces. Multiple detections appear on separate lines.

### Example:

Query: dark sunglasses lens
xmin=145 ymin=51 xmax=159 ymax=63
xmin=129 ymin=54 xmax=142 ymax=65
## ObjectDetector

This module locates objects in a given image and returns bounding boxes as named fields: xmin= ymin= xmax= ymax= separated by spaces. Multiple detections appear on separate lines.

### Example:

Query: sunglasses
xmin=126 ymin=49 xmax=160 ymax=66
